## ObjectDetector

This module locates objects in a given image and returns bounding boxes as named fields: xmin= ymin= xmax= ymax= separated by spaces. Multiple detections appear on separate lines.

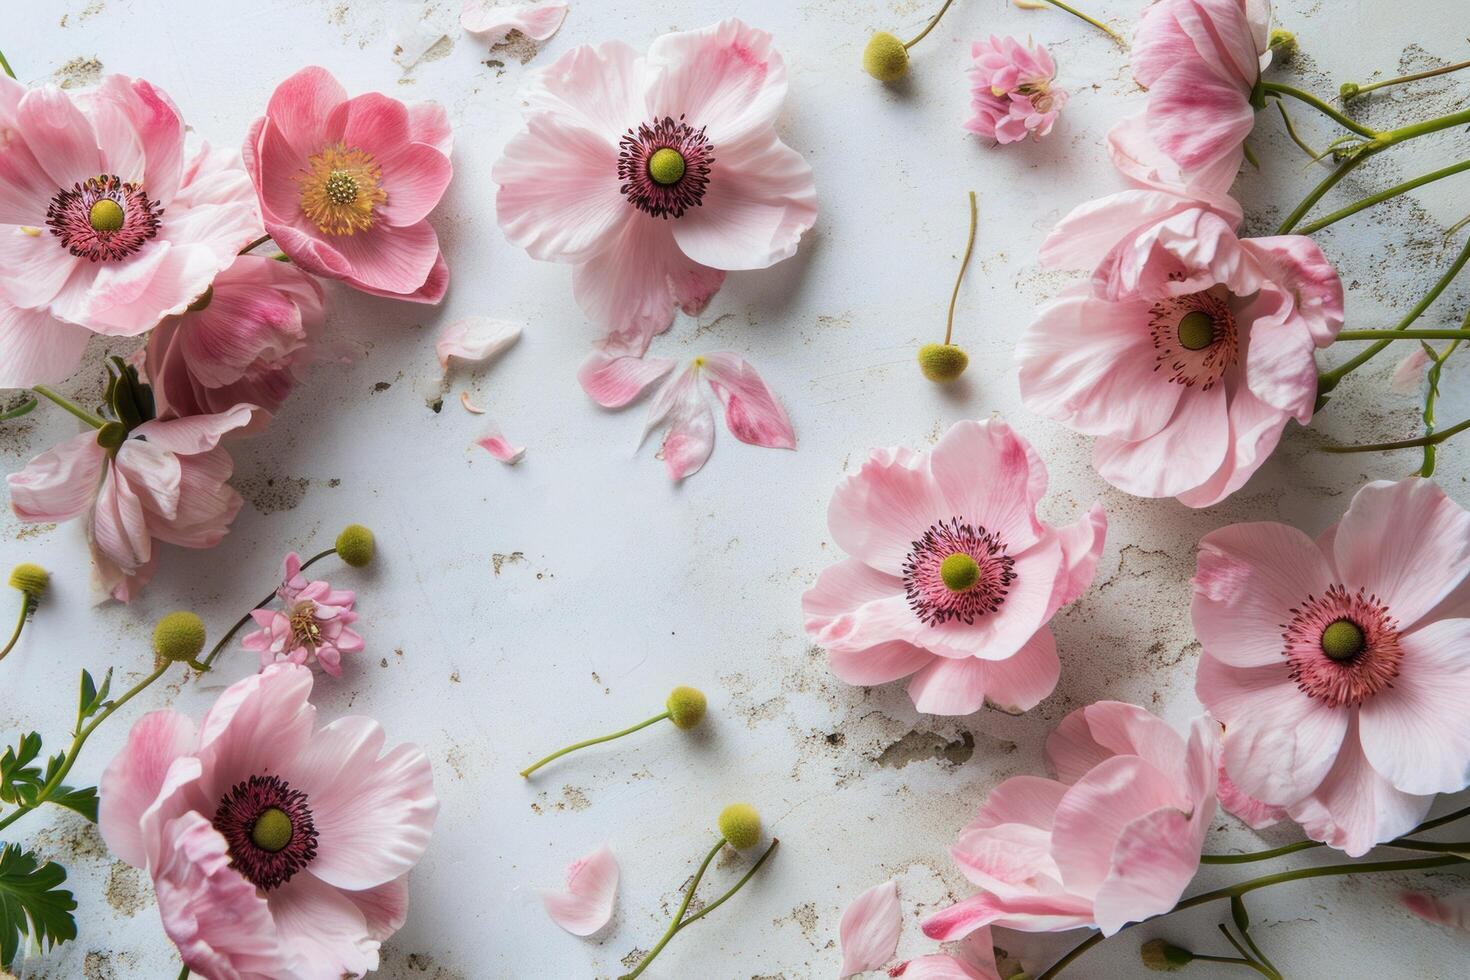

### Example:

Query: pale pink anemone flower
xmin=7 ymin=404 xmax=263 ymax=601
xmin=802 ymin=419 xmax=1106 ymax=715
xmin=144 ymin=254 xmax=326 ymax=419
xmin=494 ymin=18 xmax=818 ymax=363
xmin=1133 ymin=0 xmax=1272 ymax=193
xmin=0 ymin=76 xmax=258 ymax=386
xmin=243 ymin=552 xmax=364 ymax=677
xmin=243 ymin=66 xmax=453 ymax=303
xmin=1020 ymin=202 xmax=1343 ymax=507
xmin=966 ymin=36 xmax=1068 ymax=144
xmin=99 ymin=664 xmax=437 ymax=978
xmin=923 ymin=701 xmax=1219 ymax=941
xmin=1194 ymin=477 xmax=1470 ymax=857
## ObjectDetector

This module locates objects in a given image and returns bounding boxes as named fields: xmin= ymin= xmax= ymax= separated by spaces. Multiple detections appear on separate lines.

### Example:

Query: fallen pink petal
xmin=477 ymin=423 xmax=527 ymax=464
xmin=1401 ymin=891 xmax=1470 ymax=933
xmin=437 ymin=317 xmax=524 ymax=372
xmin=460 ymin=391 xmax=486 ymax=414
xmin=839 ymin=879 xmax=901 ymax=977
xmin=461 ymin=1 xmax=569 ymax=44
xmin=539 ymin=844 xmax=618 ymax=936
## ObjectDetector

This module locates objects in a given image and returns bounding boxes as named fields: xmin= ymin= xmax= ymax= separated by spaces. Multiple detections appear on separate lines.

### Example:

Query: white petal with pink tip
xmin=539 ymin=845 xmax=618 ymax=936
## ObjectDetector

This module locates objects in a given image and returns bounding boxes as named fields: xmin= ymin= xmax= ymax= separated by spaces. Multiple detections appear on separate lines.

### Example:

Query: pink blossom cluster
xmin=3 ymin=67 xmax=453 ymax=599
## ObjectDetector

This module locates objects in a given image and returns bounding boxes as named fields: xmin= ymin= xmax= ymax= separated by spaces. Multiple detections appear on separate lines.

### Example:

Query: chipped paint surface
xmin=1 ymin=0 xmax=1468 ymax=977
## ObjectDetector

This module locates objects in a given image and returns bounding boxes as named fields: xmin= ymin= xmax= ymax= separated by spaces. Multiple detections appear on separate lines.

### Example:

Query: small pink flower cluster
xmin=966 ymin=35 xmax=1068 ymax=144
xmin=3 ymin=67 xmax=453 ymax=599
xmin=242 ymin=552 xmax=364 ymax=676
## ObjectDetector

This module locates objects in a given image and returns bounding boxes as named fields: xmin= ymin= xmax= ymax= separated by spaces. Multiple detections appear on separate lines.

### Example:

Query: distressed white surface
xmin=3 ymin=1 xmax=1470 ymax=977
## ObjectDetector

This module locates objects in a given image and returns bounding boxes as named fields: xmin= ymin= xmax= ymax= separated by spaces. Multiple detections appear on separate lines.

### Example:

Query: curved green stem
xmin=1261 ymin=81 xmax=1378 ymax=138
xmin=1200 ymin=839 xmax=1323 ymax=865
xmin=904 ymin=0 xmax=957 ymax=49
xmin=176 ymin=965 xmax=190 ymax=980
xmin=671 ymin=837 xmax=779 ymax=929
xmin=1296 ymin=159 xmax=1470 ymax=235
xmin=1324 ymin=417 xmax=1470 ymax=454
xmin=0 ymin=49 xmax=14 ymax=80
xmin=520 ymin=711 xmax=671 ymax=778
xmin=1271 ymin=98 xmax=1322 ymax=159
xmin=0 ymin=396 xmax=38 ymax=422
xmin=1337 ymin=328 xmax=1470 ymax=341
xmin=200 ymin=547 xmax=336 ymax=669
xmin=1021 ymin=0 xmax=1121 ymax=41
xmin=1216 ymin=925 xmax=1280 ymax=979
xmin=944 ymin=191 xmax=978 ymax=346
xmin=0 ymin=599 xmax=27 ymax=663
xmin=620 ymin=837 xmax=726 ymax=980
xmin=0 ymin=660 xmax=171 ymax=835
xmin=1276 ymin=153 xmax=1365 ymax=233
xmin=1346 ymin=59 xmax=1470 ymax=100
xmin=32 ymin=385 xmax=105 ymax=429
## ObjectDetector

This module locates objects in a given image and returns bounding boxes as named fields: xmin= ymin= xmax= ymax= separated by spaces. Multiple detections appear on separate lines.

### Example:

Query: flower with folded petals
xmin=966 ymin=36 xmax=1068 ymax=144
xmin=493 ymin=19 xmax=818 ymax=360
xmin=242 ymin=552 xmax=363 ymax=676
xmin=802 ymin=419 xmax=1106 ymax=716
xmin=1194 ymin=477 xmax=1470 ymax=857
xmin=7 ymin=399 xmax=263 ymax=602
xmin=1020 ymin=211 xmax=1343 ymax=507
xmin=243 ymin=66 xmax=453 ymax=303
xmin=1133 ymin=0 xmax=1272 ymax=193
xmin=144 ymin=254 xmax=325 ymax=419
xmin=923 ymin=701 xmax=1218 ymax=940
xmin=0 ymin=74 xmax=258 ymax=386
xmin=99 ymin=664 xmax=437 ymax=978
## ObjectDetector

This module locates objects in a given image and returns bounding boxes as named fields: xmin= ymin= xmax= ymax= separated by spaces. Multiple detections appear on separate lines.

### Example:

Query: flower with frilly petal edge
xmin=1193 ymin=477 xmax=1470 ymax=856
xmin=98 ymin=664 xmax=437 ymax=978
xmin=923 ymin=701 xmax=1219 ymax=940
xmin=243 ymin=66 xmax=453 ymax=302
xmin=803 ymin=419 xmax=1106 ymax=715
xmin=966 ymin=36 xmax=1068 ymax=144
xmin=243 ymin=552 xmax=364 ymax=676
xmin=493 ymin=19 xmax=818 ymax=362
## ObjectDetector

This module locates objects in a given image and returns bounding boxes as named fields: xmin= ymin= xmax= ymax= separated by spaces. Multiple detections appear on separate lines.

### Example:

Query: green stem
xmin=1295 ymin=159 xmax=1470 ymax=235
xmin=176 ymin=965 xmax=189 ymax=980
xmin=671 ymin=837 xmax=779 ymax=930
xmin=199 ymin=547 xmax=336 ymax=669
xmin=1329 ymin=419 xmax=1470 ymax=453
xmin=1231 ymin=915 xmax=1281 ymax=978
xmin=1037 ymin=856 xmax=1467 ymax=979
xmin=32 ymin=385 xmax=105 ymax=429
xmin=1318 ymin=234 xmax=1470 ymax=394
xmin=0 ymin=660 xmax=171 ymax=835
xmin=1201 ymin=839 xmax=1323 ymax=865
xmin=903 ymin=0 xmax=957 ymax=49
xmin=520 ymin=711 xmax=671 ymax=778
xmin=0 ymin=49 xmax=14 ymax=80
xmin=1371 ymin=105 xmax=1470 ymax=151
xmin=1409 ymin=803 xmax=1470 ymax=836
xmin=1276 ymin=153 xmax=1365 ymax=234
xmin=1271 ymin=98 xmax=1322 ymax=159
xmin=944 ymin=191 xmax=978 ymax=346
xmin=620 ymin=837 xmax=726 ymax=980
xmin=0 ymin=396 xmax=38 ymax=422
xmin=1261 ymin=81 xmax=1378 ymax=138
xmin=1031 ymin=0 xmax=1122 ymax=41
xmin=0 ymin=599 xmax=27 ymax=663
xmin=238 ymin=234 xmax=272 ymax=255
xmin=1338 ymin=328 xmax=1470 ymax=341
xmin=1216 ymin=925 xmax=1279 ymax=979
xmin=1347 ymin=58 xmax=1470 ymax=99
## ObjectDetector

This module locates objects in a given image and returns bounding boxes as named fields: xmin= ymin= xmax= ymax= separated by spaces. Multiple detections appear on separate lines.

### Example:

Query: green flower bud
xmin=153 ymin=611 xmax=206 ymax=664
xmin=718 ymin=803 xmax=762 ymax=850
xmin=918 ymin=343 xmax=969 ymax=383
xmin=1140 ymin=939 xmax=1194 ymax=972
xmin=666 ymin=686 xmax=707 ymax=730
xmin=1339 ymin=81 xmax=1361 ymax=101
xmin=8 ymin=563 xmax=49 ymax=600
xmin=335 ymin=524 xmax=375 ymax=567
xmin=1268 ymin=28 xmax=1297 ymax=61
xmin=863 ymin=32 xmax=909 ymax=82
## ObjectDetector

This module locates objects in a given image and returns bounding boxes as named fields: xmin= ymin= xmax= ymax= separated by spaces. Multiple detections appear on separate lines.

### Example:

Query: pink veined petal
xmin=900 ymin=952 xmax=1002 ymax=980
xmin=1047 ymin=503 xmax=1107 ymax=615
xmin=908 ymin=657 xmax=991 ymax=716
xmin=826 ymin=641 xmax=934 ymax=687
xmin=94 ymin=75 xmax=186 ymax=205
xmin=1234 ymin=288 xmax=1319 ymax=424
xmin=1191 ymin=520 xmax=1336 ymax=668
xmin=669 ymin=129 xmax=818 ymax=272
xmin=329 ymin=219 xmax=444 ymax=298
xmin=408 ymin=103 xmax=454 ymax=156
xmin=98 ymin=710 xmax=199 ymax=870
xmin=520 ymin=39 xmax=648 ymax=136
xmin=1105 ymin=113 xmax=1244 ymax=201
xmin=1285 ymin=715 xmax=1433 ymax=857
xmin=436 ymin=316 xmax=523 ymax=372
xmin=1391 ymin=347 xmax=1432 ymax=394
xmin=132 ymin=403 xmax=264 ymax=455
xmin=645 ymin=18 xmax=789 ymax=146
xmin=1331 ymin=478 xmax=1470 ymax=631
xmin=824 ymin=444 xmax=949 ymax=576
xmin=374 ymin=140 xmax=452 ymax=228
xmin=977 ymin=628 xmax=1061 ymax=714
xmin=966 ymin=774 xmax=1068 ymax=834
xmin=1195 ymin=654 xmax=1348 ymax=806
xmin=640 ymin=364 xmax=715 ymax=480
xmin=1093 ymin=207 xmax=1248 ymax=304
xmin=6 ymin=430 xmax=108 ymax=524
xmin=698 ymin=351 xmax=796 ymax=449
xmin=266 ymin=871 xmax=379 ymax=979
xmin=1046 ymin=701 xmax=1188 ymax=788
xmin=539 ymin=844 xmax=619 ymax=937
xmin=1217 ymin=757 xmax=1287 ymax=830
xmin=1173 ymin=381 xmax=1292 ymax=508
xmin=1093 ymin=383 xmax=1230 ymax=501
xmin=0 ymin=228 xmax=81 ymax=312
xmin=801 ymin=555 xmax=908 ymax=644
xmin=839 ymin=879 xmax=902 ymax=977
xmin=16 ymin=84 xmax=101 ymax=187
xmin=1240 ymin=235 xmax=1345 ymax=348
xmin=921 ymin=888 xmax=1096 ymax=939
xmin=347 ymin=874 xmax=411 ymax=942
xmin=1401 ymin=891 xmax=1470 ymax=933
xmin=578 ymin=351 xmax=677 ymax=407
xmin=191 ymin=665 xmax=319 ymax=807
xmin=461 ymin=1 xmax=569 ymax=43
xmin=926 ymin=418 xmax=1045 ymax=553
xmin=1090 ymin=803 xmax=1207 ymax=936
xmin=476 ymin=421 xmax=527 ymax=465
xmin=1357 ymin=618 xmax=1470 ymax=796
xmin=1145 ymin=59 xmax=1255 ymax=176
xmin=261 ymin=66 xmax=348 ymax=161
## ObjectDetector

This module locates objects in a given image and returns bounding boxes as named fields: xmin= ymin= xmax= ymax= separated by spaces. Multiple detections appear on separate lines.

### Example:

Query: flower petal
xmin=7 ymin=430 xmax=108 ymax=524
xmin=436 ymin=317 xmax=522 ymax=372
xmin=267 ymin=871 xmax=378 ymax=978
xmin=539 ymin=844 xmax=619 ymax=937
xmin=699 ymin=351 xmax=795 ymax=449
xmin=1093 ymin=384 xmax=1230 ymax=500
xmin=461 ymin=1 xmax=569 ymax=43
xmin=1401 ymin=891 xmax=1470 ymax=933
xmin=493 ymin=115 xmax=627 ymax=263
xmin=476 ymin=422 xmax=527 ymax=465
xmin=641 ymin=364 xmax=714 ymax=480
xmin=839 ymin=879 xmax=901 ymax=977
xmin=1358 ymin=619 xmax=1470 ymax=796
xmin=578 ymin=351 xmax=677 ymax=407
xmin=646 ymin=19 xmax=788 ymax=145
xmin=98 ymin=710 xmax=198 ymax=870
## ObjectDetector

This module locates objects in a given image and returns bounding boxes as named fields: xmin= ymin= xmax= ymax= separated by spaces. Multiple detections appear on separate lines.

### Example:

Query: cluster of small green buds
xmin=335 ymin=524 xmax=376 ymax=567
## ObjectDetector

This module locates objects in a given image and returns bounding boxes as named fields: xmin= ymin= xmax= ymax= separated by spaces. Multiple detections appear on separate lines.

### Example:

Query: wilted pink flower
xmin=1194 ymin=478 xmax=1470 ymax=856
xmin=7 ymin=404 xmax=263 ymax=601
xmin=243 ymin=67 xmax=453 ymax=303
xmin=1020 ymin=220 xmax=1343 ymax=507
xmin=99 ymin=664 xmax=437 ymax=978
xmin=539 ymin=844 xmax=619 ymax=936
xmin=243 ymin=552 xmax=363 ymax=676
xmin=923 ymin=702 xmax=1218 ymax=940
xmin=144 ymin=255 xmax=325 ymax=419
xmin=966 ymin=36 xmax=1067 ymax=144
xmin=1133 ymin=0 xmax=1271 ymax=192
xmin=494 ymin=19 xmax=817 ymax=358
xmin=0 ymin=75 xmax=258 ymax=382
xmin=803 ymin=419 xmax=1105 ymax=715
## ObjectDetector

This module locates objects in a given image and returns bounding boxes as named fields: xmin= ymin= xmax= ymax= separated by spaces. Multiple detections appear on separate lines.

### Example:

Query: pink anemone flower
xmin=493 ymin=19 xmax=818 ymax=360
xmin=1133 ymin=0 xmax=1271 ymax=193
xmin=966 ymin=36 xmax=1068 ymax=144
xmin=7 ymin=404 xmax=263 ymax=601
xmin=243 ymin=552 xmax=364 ymax=676
xmin=802 ymin=419 xmax=1106 ymax=715
xmin=1019 ymin=215 xmax=1343 ymax=507
xmin=99 ymin=664 xmax=437 ymax=978
xmin=144 ymin=254 xmax=325 ymax=419
xmin=243 ymin=67 xmax=453 ymax=303
xmin=1194 ymin=477 xmax=1470 ymax=856
xmin=923 ymin=701 xmax=1218 ymax=940
xmin=0 ymin=76 xmax=258 ymax=383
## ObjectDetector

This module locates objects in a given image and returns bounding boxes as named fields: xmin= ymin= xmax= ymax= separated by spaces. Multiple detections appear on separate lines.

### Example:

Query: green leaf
xmin=1231 ymin=894 xmax=1250 ymax=932
xmin=75 ymin=668 xmax=113 ymax=733
xmin=0 ymin=734 xmax=44 ymax=807
xmin=45 ymin=787 xmax=98 ymax=823
xmin=0 ymin=842 xmax=77 ymax=970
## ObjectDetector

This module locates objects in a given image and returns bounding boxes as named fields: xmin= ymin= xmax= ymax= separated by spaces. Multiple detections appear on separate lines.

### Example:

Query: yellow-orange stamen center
xmin=297 ymin=144 xmax=386 ymax=236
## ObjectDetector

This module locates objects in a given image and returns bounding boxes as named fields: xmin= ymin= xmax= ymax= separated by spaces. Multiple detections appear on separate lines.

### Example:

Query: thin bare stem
xmin=1347 ymin=58 xmax=1470 ymax=99
xmin=944 ymin=191 xmax=978 ymax=346
xmin=904 ymin=0 xmax=957 ymax=49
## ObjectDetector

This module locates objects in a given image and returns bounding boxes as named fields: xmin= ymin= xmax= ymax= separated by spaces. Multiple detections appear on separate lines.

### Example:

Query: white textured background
xmin=3 ymin=0 xmax=1469 ymax=977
